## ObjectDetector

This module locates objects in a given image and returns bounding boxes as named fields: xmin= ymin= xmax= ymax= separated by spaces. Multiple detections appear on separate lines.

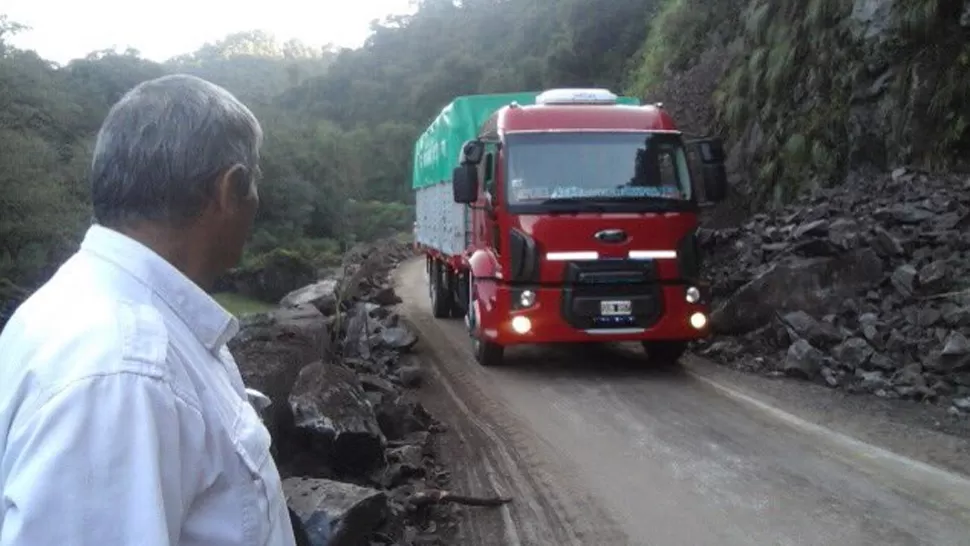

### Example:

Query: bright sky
xmin=4 ymin=0 xmax=416 ymax=64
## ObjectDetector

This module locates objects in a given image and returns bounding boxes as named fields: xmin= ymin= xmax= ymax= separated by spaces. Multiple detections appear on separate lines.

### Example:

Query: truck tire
xmin=446 ymin=269 xmax=465 ymax=319
xmin=465 ymin=274 xmax=504 ymax=366
xmin=473 ymin=337 xmax=505 ymax=367
xmin=641 ymin=340 xmax=688 ymax=366
xmin=430 ymin=260 xmax=453 ymax=319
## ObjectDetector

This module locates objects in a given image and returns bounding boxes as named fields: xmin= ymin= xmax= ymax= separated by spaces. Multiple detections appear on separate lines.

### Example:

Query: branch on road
xmin=408 ymin=489 xmax=513 ymax=508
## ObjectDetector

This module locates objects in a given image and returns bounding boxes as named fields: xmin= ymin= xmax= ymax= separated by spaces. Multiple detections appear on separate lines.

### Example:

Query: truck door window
xmin=483 ymin=152 xmax=495 ymax=194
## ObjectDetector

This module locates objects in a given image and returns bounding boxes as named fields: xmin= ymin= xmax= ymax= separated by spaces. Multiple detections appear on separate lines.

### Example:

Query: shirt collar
xmin=79 ymin=224 xmax=240 ymax=351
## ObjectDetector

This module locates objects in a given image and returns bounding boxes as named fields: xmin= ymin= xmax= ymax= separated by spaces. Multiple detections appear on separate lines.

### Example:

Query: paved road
xmin=394 ymin=258 xmax=970 ymax=546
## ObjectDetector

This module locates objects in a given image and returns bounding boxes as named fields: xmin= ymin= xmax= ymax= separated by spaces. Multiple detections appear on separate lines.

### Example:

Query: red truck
xmin=412 ymin=88 xmax=727 ymax=366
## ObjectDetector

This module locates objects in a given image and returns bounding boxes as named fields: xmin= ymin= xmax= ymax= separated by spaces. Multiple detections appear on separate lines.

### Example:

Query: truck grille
xmin=559 ymin=260 xmax=664 ymax=330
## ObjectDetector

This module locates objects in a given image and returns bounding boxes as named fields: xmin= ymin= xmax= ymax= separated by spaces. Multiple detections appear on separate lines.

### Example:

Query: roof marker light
xmin=535 ymin=88 xmax=618 ymax=106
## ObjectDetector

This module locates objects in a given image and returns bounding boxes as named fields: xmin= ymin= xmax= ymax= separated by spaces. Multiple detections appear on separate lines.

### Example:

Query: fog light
xmin=689 ymin=312 xmax=708 ymax=329
xmin=685 ymin=286 xmax=701 ymax=304
xmin=511 ymin=316 xmax=532 ymax=334
xmin=519 ymin=290 xmax=536 ymax=307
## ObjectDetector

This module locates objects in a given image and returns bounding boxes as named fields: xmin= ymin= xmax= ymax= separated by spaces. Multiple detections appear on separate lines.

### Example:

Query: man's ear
xmin=214 ymin=163 xmax=254 ymax=210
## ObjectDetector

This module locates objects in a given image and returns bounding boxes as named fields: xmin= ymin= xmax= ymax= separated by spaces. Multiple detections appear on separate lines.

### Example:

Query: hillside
xmin=632 ymin=0 xmax=970 ymax=204
xmin=1 ymin=0 xmax=968 ymax=310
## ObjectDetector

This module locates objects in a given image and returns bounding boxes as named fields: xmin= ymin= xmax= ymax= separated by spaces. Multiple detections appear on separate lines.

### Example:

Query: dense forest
xmin=1 ymin=0 xmax=968 ymax=310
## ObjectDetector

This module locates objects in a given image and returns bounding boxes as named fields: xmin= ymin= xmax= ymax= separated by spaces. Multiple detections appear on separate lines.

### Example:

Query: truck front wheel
xmin=641 ymin=340 xmax=688 ymax=366
xmin=473 ymin=337 xmax=504 ymax=367
xmin=466 ymin=275 xmax=504 ymax=366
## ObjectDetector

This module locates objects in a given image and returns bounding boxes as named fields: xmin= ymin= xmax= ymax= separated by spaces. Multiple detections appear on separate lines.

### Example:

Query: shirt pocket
xmin=232 ymin=397 xmax=285 ymax=546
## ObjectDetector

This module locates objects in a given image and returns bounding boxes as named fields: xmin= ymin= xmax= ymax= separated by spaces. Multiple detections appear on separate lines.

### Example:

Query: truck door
xmin=476 ymin=143 xmax=501 ymax=255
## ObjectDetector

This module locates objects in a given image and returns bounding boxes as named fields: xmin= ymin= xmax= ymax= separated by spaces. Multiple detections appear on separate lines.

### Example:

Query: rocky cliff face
xmin=636 ymin=0 xmax=970 ymax=206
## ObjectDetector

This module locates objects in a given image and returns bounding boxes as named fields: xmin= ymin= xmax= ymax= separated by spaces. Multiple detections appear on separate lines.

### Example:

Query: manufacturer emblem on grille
xmin=594 ymin=229 xmax=628 ymax=243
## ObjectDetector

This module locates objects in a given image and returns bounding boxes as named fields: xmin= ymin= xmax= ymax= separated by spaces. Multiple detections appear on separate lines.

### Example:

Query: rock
xmin=850 ymin=0 xmax=893 ymax=40
xmin=281 ymin=278 xmax=341 ymax=315
xmin=376 ymin=397 xmax=434 ymax=441
xmin=371 ymin=285 xmax=402 ymax=306
xmin=231 ymin=305 xmax=331 ymax=440
xmin=711 ymin=250 xmax=882 ymax=334
xmin=779 ymin=310 xmax=843 ymax=348
xmin=832 ymin=337 xmax=875 ymax=370
xmin=942 ymin=331 xmax=970 ymax=356
xmin=230 ymin=236 xmax=444 ymax=542
xmin=793 ymin=219 xmax=828 ymax=239
xmin=381 ymin=325 xmax=419 ymax=351
xmin=890 ymin=264 xmax=917 ymax=297
xmin=856 ymin=369 xmax=889 ymax=392
xmin=870 ymin=226 xmax=904 ymax=256
xmin=783 ymin=340 xmax=826 ymax=379
xmin=382 ymin=444 xmax=427 ymax=487
xmin=284 ymin=477 xmax=389 ymax=546
xmin=289 ymin=362 xmax=386 ymax=474
xmin=917 ymin=260 xmax=949 ymax=293
xmin=873 ymin=204 xmax=935 ymax=224
xmin=700 ymin=167 xmax=970 ymax=406
xmin=343 ymin=304 xmax=380 ymax=359
xmin=820 ymin=366 xmax=841 ymax=387
xmin=397 ymin=365 xmax=424 ymax=388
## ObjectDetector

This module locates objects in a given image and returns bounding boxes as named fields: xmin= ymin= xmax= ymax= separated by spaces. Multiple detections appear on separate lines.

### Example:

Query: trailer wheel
xmin=641 ymin=340 xmax=688 ymax=366
xmin=446 ymin=269 xmax=464 ymax=319
xmin=430 ymin=260 xmax=453 ymax=319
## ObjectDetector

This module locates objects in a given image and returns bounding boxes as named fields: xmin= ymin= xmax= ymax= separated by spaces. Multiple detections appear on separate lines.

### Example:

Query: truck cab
xmin=418 ymin=88 xmax=727 ymax=367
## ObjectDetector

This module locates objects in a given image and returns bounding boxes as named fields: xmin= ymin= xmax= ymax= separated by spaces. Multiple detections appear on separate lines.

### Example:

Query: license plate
xmin=600 ymin=300 xmax=632 ymax=316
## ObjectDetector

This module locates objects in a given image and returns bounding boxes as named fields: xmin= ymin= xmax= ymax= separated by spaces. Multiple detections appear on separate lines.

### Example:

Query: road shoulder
xmin=683 ymin=354 xmax=970 ymax=478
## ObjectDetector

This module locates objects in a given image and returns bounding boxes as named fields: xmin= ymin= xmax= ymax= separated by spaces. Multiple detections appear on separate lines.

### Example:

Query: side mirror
xmin=687 ymin=137 xmax=728 ymax=203
xmin=452 ymin=164 xmax=479 ymax=204
xmin=461 ymin=139 xmax=485 ymax=165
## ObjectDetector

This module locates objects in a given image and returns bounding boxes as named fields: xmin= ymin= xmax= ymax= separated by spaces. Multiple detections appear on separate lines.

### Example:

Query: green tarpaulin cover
xmin=411 ymin=92 xmax=641 ymax=190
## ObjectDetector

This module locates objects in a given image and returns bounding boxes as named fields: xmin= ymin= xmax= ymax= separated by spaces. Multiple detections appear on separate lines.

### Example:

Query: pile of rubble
xmin=229 ymin=238 xmax=461 ymax=545
xmin=699 ymin=168 xmax=970 ymax=414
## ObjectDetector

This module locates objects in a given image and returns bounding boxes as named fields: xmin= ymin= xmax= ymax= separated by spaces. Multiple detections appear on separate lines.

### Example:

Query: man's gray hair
xmin=90 ymin=73 xmax=263 ymax=226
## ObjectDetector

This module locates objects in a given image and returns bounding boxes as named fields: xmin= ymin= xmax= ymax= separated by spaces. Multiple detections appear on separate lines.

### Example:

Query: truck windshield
xmin=504 ymin=132 xmax=693 ymax=209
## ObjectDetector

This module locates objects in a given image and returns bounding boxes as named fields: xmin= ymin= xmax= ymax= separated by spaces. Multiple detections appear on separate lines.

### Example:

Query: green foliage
xmin=626 ymin=0 xmax=737 ymax=95
xmin=212 ymin=292 xmax=275 ymax=316
xmin=712 ymin=0 xmax=857 ymax=201
xmin=634 ymin=0 xmax=969 ymax=202
xmin=889 ymin=0 xmax=970 ymax=167
xmin=0 ymin=0 xmax=663 ymax=297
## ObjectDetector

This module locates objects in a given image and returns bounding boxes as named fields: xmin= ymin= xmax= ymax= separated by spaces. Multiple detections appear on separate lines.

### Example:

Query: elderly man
xmin=0 ymin=74 xmax=296 ymax=546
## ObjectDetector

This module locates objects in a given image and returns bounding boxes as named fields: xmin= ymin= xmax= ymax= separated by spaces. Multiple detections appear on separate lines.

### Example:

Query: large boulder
xmin=281 ymin=278 xmax=341 ymax=316
xmin=284 ymin=477 xmax=389 ymax=546
xmin=289 ymin=361 xmax=386 ymax=475
xmin=230 ymin=305 xmax=331 ymax=440
xmin=711 ymin=248 xmax=883 ymax=335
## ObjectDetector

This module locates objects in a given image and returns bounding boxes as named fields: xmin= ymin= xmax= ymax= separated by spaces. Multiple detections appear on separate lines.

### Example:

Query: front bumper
xmin=477 ymin=283 xmax=711 ymax=346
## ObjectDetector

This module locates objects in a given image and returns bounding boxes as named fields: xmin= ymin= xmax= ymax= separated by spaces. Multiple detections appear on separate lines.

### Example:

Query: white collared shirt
xmin=0 ymin=225 xmax=296 ymax=546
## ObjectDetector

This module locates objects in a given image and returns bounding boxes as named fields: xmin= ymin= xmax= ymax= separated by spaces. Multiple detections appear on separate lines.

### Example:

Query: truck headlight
xmin=519 ymin=290 xmax=537 ymax=307
xmin=511 ymin=316 xmax=532 ymax=334
xmin=690 ymin=312 xmax=708 ymax=329
xmin=685 ymin=286 xmax=701 ymax=304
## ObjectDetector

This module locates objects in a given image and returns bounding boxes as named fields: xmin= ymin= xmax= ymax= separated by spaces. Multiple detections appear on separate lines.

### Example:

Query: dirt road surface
xmin=394 ymin=258 xmax=970 ymax=546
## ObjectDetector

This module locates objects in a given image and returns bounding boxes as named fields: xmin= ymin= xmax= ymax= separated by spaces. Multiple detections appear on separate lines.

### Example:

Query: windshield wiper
xmin=538 ymin=198 xmax=608 ymax=212
xmin=586 ymin=195 xmax=684 ymax=208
